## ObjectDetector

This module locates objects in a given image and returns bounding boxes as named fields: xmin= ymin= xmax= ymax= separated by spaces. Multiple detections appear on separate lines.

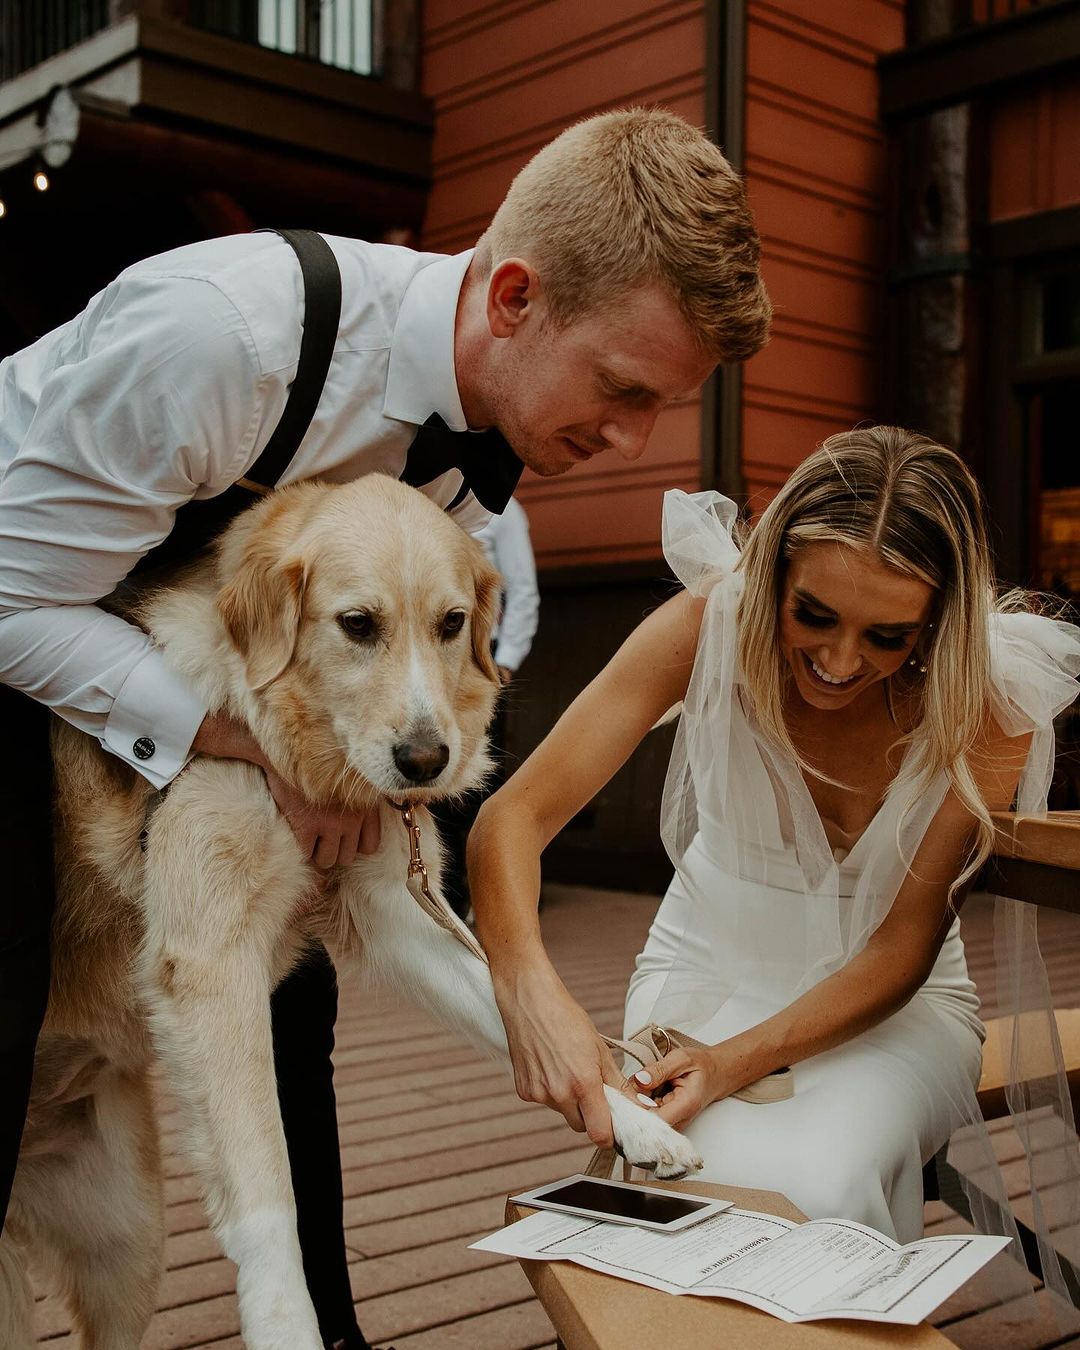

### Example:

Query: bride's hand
xmin=492 ymin=961 xmax=626 ymax=1147
xmin=633 ymin=1045 xmax=733 ymax=1130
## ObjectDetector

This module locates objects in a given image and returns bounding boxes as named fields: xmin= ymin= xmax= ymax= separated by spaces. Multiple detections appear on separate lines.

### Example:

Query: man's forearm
xmin=0 ymin=605 xmax=208 ymax=789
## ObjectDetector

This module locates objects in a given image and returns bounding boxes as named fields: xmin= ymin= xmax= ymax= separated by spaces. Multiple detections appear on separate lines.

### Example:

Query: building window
xmin=1017 ymin=261 xmax=1080 ymax=601
xmin=0 ymin=2 xmax=111 ymax=82
xmin=1026 ymin=379 xmax=1080 ymax=600
xmin=1039 ymin=271 xmax=1080 ymax=356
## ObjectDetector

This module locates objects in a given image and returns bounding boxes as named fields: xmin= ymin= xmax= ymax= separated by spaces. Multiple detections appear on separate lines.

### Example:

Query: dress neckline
xmin=803 ymin=732 xmax=920 ymax=873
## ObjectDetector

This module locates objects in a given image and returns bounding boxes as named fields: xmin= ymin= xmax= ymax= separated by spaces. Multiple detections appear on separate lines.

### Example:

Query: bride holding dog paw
xmin=470 ymin=426 xmax=1080 ymax=1298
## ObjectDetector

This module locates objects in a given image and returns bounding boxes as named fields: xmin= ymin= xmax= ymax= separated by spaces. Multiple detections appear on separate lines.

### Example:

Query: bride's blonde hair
xmin=738 ymin=425 xmax=1004 ymax=893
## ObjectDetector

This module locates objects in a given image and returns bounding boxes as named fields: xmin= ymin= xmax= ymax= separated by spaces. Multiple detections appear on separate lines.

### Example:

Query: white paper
xmin=472 ymin=1207 xmax=1010 ymax=1324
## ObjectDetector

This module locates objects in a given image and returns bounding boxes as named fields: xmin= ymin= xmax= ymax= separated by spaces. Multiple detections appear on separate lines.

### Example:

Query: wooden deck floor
xmin=31 ymin=886 xmax=1080 ymax=1349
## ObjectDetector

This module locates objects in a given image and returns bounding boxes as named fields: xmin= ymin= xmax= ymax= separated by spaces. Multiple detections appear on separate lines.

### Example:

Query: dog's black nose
xmin=393 ymin=738 xmax=450 ymax=783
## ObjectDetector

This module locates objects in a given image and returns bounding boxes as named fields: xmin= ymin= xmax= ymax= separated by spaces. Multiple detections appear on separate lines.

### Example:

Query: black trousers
xmin=0 ymin=685 xmax=363 ymax=1348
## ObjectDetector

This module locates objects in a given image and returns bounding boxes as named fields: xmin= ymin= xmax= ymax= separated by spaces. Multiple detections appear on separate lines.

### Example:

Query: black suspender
xmin=131 ymin=230 xmax=342 ymax=576
xmin=241 ymin=228 xmax=343 ymax=493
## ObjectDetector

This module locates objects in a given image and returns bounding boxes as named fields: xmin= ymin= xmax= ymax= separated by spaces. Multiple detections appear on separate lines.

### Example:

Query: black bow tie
xmin=401 ymin=413 xmax=524 ymax=515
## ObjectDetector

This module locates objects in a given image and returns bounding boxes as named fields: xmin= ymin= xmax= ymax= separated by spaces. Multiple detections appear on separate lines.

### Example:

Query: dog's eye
xmin=440 ymin=610 xmax=466 ymax=641
xmin=338 ymin=611 xmax=376 ymax=642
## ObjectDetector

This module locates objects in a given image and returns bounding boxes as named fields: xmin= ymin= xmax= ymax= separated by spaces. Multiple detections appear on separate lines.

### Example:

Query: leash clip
xmin=391 ymin=799 xmax=488 ymax=965
xmin=396 ymin=801 xmax=429 ymax=887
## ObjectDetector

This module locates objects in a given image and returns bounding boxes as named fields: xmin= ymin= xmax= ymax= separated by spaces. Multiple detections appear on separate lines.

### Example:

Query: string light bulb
xmin=0 ymin=200 xmax=6 ymax=219
xmin=33 ymin=168 xmax=50 ymax=192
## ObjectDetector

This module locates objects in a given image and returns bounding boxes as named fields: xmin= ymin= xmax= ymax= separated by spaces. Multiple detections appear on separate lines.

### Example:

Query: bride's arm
xmin=639 ymin=723 xmax=1034 ymax=1129
xmin=468 ymin=589 xmax=705 ymax=1145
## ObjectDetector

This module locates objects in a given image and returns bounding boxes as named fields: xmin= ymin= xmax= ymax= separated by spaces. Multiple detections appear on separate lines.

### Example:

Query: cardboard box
xmin=505 ymin=1179 xmax=952 ymax=1349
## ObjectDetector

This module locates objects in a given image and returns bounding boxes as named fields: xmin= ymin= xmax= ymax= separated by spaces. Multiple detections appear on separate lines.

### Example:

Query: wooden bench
xmin=978 ymin=815 xmax=1080 ymax=1132
xmin=929 ymin=810 xmax=1080 ymax=1301
xmin=976 ymin=1008 xmax=1080 ymax=1121
xmin=507 ymin=1180 xmax=953 ymax=1350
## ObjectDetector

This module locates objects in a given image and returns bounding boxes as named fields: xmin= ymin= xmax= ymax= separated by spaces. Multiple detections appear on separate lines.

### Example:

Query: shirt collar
xmin=383 ymin=248 xmax=473 ymax=431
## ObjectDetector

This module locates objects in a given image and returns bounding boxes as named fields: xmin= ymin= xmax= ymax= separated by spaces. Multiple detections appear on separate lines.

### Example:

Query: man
xmin=0 ymin=107 xmax=770 ymax=1346
xmin=440 ymin=494 xmax=540 ymax=917
xmin=478 ymin=495 xmax=540 ymax=690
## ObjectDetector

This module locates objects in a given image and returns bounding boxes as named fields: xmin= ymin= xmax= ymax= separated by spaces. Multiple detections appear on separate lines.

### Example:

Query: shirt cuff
xmin=101 ymin=649 xmax=208 ymax=789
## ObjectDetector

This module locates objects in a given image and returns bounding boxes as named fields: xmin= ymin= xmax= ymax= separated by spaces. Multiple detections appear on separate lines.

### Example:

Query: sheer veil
xmin=650 ymin=488 xmax=1080 ymax=1314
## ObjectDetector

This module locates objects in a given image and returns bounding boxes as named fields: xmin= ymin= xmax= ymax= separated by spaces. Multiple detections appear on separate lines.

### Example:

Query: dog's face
xmin=217 ymin=476 xmax=502 ymax=808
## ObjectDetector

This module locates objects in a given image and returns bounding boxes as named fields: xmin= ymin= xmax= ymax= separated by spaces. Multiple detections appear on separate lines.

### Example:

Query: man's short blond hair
xmin=475 ymin=107 xmax=771 ymax=362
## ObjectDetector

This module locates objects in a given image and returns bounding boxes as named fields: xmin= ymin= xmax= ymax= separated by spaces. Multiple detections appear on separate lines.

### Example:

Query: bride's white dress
xmin=625 ymin=843 xmax=982 ymax=1242
xmin=623 ymin=490 xmax=1080 ymax=1244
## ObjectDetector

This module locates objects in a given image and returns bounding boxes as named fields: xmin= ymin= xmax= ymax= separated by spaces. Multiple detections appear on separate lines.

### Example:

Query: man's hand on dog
xmin=194 ymin=711 xmax=381 ymax=868
xmin=264 ymin=768 xmax=381 ymax=869
xmin=492 ymin=960 xmax=629 ymax=1147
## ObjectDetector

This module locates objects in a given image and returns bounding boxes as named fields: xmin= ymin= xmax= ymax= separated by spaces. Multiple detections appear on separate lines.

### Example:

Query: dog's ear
xmin=219 ymin=550 xmax=307 ymax=692
xmin=470 ymin=557 xmax=503 ymax=687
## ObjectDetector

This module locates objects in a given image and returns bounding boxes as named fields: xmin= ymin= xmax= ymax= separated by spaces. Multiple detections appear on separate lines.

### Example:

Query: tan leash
xmin=584 ymin=1024 xmax=793 ymax=1180
xmin=394 ymin=801 xmax=488 ymax=964
xmin=392 ymin=800 xmax=792 ymax=1179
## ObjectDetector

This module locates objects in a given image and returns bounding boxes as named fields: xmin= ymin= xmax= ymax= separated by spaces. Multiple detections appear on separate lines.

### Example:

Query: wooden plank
xmin=978 ymin=1010 xmax=1080 ymax=1119
xmin=30 ymin=886 xmax=1080 ymax=1348
xmin=991 ymin=812 xmax=1080 ymax=871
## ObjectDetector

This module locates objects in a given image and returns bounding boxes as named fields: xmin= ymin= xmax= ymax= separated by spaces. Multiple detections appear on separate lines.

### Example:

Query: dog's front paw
xmin=603 ymin=1084 xmax=703 ymax=1180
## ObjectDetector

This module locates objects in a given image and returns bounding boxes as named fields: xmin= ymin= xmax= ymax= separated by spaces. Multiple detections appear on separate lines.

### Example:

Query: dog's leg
xmin=9 ymin=1071 xmax=162 ymax=1350
xmin=137 ymin=766 xmax=323 ymax=1350
xmin=349 ymin=826 xmax=702 ymax=1180
xmin=142 ymin=945 xmax=324 ymax=1350
xmin=0 ymin=1230 xmax=33 ymax=1350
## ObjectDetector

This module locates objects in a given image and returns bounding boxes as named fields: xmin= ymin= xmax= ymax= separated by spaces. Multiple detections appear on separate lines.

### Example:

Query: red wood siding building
xmin=418 ymin=0 xmax=910 ymax=883
xmin=741 ymin=0 xmax=903 ymax=505
xmin=420 ymin=0 xmax=906 ymax=566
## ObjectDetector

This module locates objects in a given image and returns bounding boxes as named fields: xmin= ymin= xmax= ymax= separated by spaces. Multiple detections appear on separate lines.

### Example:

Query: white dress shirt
xmin=0 ymin=233 xmax=490 ymax=787
xmin=473 ymin=497 xmax=539 ymax=673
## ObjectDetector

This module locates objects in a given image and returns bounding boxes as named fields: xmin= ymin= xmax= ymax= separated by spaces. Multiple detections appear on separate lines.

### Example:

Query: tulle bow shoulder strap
xmin=662 ymin=489 xmax=742 ymax=597
xmin=659 ymin=491 xmax=745 ymax=881
xmin=988 ymin=611 xmax=1080 ymax=735
xmin=988 ymin=611 xmax=1080 ymax=815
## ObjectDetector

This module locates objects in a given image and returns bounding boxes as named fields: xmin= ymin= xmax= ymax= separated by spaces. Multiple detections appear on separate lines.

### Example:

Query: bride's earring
xmin=908 ymin=620 xmax=933 ymax=673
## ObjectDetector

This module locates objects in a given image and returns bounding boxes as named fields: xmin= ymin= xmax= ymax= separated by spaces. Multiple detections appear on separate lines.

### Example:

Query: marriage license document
xmin=472 ymin=1204 xmax=1008 ymax=1324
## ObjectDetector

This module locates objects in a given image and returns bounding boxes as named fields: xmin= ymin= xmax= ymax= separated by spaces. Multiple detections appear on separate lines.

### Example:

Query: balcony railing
xmin=1 ymin=1 xmax=111 ymax=83
xmin=0 ymin=0 xmax=372 ymax=86
xmin=190 ymin=1 xmax=372 ymax=75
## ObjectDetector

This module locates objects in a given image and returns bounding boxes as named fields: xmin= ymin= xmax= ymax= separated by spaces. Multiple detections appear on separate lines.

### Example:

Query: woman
xmin=469 ymin=427 xmax=1080 ymax=1259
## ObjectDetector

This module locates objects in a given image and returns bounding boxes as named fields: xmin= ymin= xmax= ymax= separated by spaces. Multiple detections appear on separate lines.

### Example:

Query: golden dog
xmin=2 ymin=475 xmax=700 ymax=1350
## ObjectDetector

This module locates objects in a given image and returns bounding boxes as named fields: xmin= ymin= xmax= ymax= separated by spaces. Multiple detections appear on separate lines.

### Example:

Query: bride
xmin=468 ymin=426 xmax=1080 ymax=1253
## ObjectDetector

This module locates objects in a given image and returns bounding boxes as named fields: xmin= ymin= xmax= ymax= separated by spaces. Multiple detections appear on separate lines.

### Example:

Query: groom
xmin=0 ymin=107 xmax=770 ymax=1347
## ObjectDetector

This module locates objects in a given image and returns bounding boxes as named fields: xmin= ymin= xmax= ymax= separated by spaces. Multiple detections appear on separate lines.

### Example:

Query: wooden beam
xmin=984 ymin=810 xmax=1080 ymax=915
xmin=74 ymin=108 xmax=429 ymax=229
xmin=984 ymin=203 xmax=1080 ymax=261
xmin=879 ymin=0 xmax=1080 ymax=121
xmin=0 ymin=13 xmax=433 ymax=186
